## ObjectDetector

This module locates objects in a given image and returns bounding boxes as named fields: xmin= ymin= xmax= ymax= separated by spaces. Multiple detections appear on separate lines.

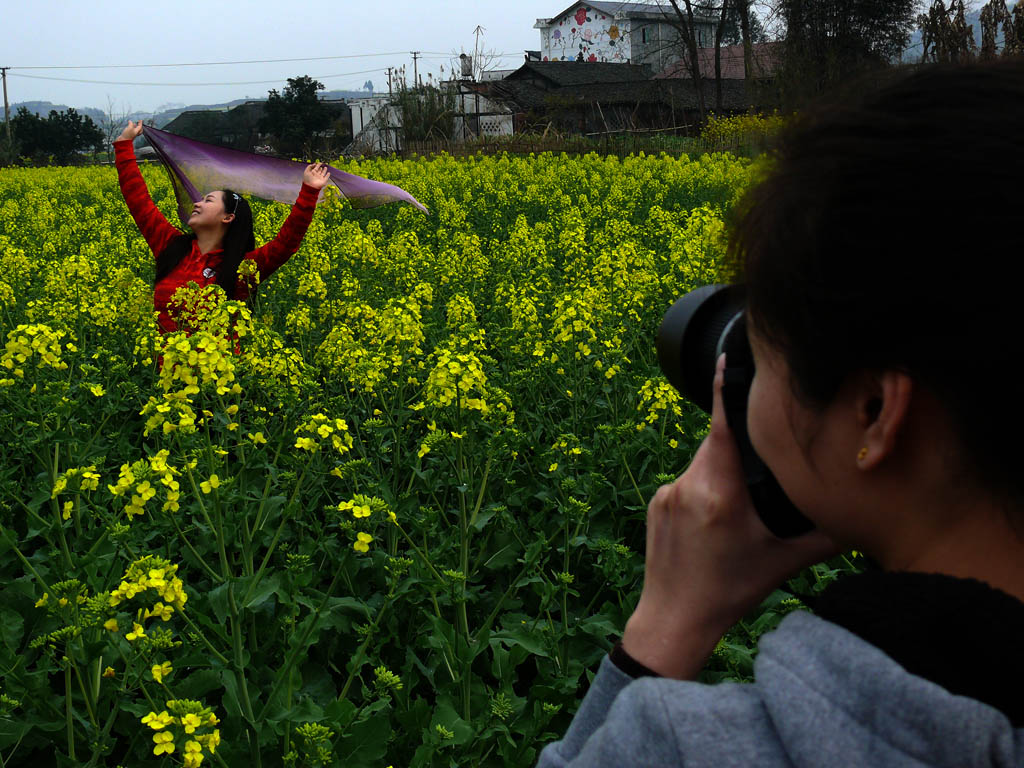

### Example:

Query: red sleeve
xmin=115 ymin=139 xmax=180 ymax=258
xmin=246 ymin=183 xmax=319 ymax=282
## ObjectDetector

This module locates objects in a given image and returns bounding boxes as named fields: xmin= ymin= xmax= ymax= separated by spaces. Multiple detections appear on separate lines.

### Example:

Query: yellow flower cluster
xmin=50 ymin=465 xmax=101 ymax=498
xmin=141 ymin=699 xmax=220 ymax=766
xmin=293 ymin=413 xmax=354 ymax=454
xmin=107 ymin=450 xmax=182 ymax=518
xmin=0 ymin=324 xmax=74 ymax=385
xmin=699 ymin=111 xmax=786 ymax=150
xmin=109 ymin=555 xmax=188 ymax=619
xmin=315 ymin=292 xmax=428 ymax=394
xmin=156 ymin=330 xmax=240 ymax=397
xmin=636 ymin=378 xmax=684 ymax=428
xmin=421 ymin=348 xmax=490 ymax=414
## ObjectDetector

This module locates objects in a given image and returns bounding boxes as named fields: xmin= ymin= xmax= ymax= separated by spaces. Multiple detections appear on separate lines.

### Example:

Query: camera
xmin=656 ymin=285 xmax=813 ymax=538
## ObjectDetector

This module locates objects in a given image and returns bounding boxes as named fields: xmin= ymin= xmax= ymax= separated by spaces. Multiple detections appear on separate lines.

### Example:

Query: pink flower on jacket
xmin=575 ymin=7 xmax=588 ymax=25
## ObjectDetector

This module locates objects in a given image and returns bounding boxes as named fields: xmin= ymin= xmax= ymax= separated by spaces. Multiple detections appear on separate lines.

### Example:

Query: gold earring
xmin=857 ymin=447 xmax=868 ymax=461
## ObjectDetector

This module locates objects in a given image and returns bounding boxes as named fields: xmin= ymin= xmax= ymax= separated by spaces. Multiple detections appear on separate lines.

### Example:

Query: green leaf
xmin=0 ymin=608 xmax=24 ymax=652
xmin=220 ymin=669 xmax=244 ymax=719
xmin=493 ymin=626 xmax=550 ymax=658
xmin=334 ymin=713 xmax=391 ymax=766
xmin=431 ymin=699 xmax=475 ymax=746
xmin=241 ymin=571 xmax=284 ymax=610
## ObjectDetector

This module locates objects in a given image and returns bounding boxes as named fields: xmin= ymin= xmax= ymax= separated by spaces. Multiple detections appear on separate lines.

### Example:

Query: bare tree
xmin=665 ymin=0 xmax=709 ymax=123
xmin=100 ymin=97 xmax=133 ymax=163
xmin=979 ymin=0 xmax=1024 ymax=58
xmin=919 ymin=0 xmax=977 ymax=64
xmin=713 ymin=0 xmax=733 ymax=111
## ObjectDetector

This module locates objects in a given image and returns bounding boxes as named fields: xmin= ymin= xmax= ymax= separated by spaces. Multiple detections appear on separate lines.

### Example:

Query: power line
xmin=8 ymin=67 xmax=390 ymax=87
xmin=10 ymin=52 xmax=414 ymax=71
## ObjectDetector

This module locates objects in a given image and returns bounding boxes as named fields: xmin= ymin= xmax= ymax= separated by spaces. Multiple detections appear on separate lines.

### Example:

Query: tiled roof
xmin=506 ymin=61 xmax=652 ymax=87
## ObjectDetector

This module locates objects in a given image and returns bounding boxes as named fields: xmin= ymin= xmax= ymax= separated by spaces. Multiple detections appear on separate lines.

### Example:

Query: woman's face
xmin=746 ymin=324 xmax=856 ymax=542
xmin=188 ymin=191 xmax=233 ymax=229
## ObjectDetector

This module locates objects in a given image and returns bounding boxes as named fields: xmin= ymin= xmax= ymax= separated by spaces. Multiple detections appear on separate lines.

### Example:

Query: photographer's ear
xmin=856 ymin=371 xmax=913 ymax=469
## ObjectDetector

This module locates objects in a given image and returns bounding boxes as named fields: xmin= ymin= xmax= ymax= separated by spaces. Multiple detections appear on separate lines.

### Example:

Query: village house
xmin=534 ymin=1 xmax=716 ymax=72
xmin=487 ymin=60 xmax=758 ymax=135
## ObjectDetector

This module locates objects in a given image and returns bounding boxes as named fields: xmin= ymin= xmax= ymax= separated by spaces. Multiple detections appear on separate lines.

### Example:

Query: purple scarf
xmin=141 ymin=124 xmax=428 ymax=225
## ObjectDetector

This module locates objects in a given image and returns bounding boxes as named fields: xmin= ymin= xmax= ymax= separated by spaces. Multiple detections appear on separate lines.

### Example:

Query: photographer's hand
xmin=621 ymin=355 xmax=838 ymax=680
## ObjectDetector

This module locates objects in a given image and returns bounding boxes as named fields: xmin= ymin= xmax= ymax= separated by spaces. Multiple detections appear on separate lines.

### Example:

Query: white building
xmin=349 ymin=95 xmax=402 ymax=153
xmin=534 ymin=1 xmax=715 ymax=72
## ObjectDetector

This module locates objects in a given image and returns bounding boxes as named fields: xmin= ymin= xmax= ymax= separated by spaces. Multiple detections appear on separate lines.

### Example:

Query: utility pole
xmin=387 ymin=67 xmax=393 ymax=97
xmin=1 ymin=67 xmax=11 ymax=145
xmin=411 ymin=51 xmax=420 ymax=88
xmin=473 ymin=26 xmax=485 ymax=81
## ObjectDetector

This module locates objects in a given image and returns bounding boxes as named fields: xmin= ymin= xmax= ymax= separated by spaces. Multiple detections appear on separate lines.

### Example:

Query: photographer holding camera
xmin=538 ymin=60 xmax=1024 ymax=767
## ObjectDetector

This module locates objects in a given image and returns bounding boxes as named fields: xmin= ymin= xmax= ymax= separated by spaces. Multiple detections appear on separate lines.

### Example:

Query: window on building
xmin=641 ymin=26 xmax=647 ymax=44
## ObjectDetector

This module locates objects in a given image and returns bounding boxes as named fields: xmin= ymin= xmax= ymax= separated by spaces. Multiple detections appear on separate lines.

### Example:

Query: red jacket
xmin=115 ymin=139 xmax=319 ymax=333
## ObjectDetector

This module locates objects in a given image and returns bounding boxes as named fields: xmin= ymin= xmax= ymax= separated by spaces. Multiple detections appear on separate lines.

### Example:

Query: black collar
xmin=809 ymin=570 xmax=1024 ymax=727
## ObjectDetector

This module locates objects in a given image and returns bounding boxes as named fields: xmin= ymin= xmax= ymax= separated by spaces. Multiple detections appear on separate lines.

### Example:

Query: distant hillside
xmin=12 ymin=90 xmax=372 ymax=129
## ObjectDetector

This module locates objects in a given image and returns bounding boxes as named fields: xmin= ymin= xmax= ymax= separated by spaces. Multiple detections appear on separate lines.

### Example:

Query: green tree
xmin=260 ymin=75 xmax=332 ymax=159
xmin=10 ymin=107 xmax=103 ymax=165
xmin=777 ymin=0 xmax=918 ymax=107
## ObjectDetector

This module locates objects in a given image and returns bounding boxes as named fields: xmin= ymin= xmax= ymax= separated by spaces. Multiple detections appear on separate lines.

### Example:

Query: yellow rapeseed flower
xmin=153 ymin=730 xmax=175 ymax=755
xmin=353 ymin=532 xmax=373 ymax=553
xmin=142 ymin=710 xmax=173 ymax=730
xmin=151 ymin=661 xmax=173 ymax=683
xmin=200 ymin=475 xmax=220 ymax=494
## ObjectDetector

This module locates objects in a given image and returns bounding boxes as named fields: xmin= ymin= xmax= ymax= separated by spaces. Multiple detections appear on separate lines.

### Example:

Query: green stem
xmin=472 ymin=528 xmax=560 ymax=644
xmin=178 ymin=610 xmax=231 ymax=666
xmin=620 ymin=454 xmax=646 ymax=507
xmin=391 ymin=521 xmax=444 ymax=583
xmin=0 ymin=525 xmax=53 ymax=595
xmin=227 ymin=586 xmax=262 ymax=768
xmin=65 ymin=664 xmax=76 ymax=761
xmin=256 ymin=564 xmax=345 ymax=721
xmin=167 ymin=510 xmax=223 ymax=583
xmin=70 ymin=654 xmax=98 ymax=728
xmin=240 ymin=469 xmax=306 ymax=608
xmin=336 ymin=595 xmax=393 ymax=703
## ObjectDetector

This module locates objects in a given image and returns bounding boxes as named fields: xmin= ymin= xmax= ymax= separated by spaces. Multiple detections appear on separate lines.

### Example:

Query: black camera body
xmin=656 ymin=285 xmax=813 ymax=538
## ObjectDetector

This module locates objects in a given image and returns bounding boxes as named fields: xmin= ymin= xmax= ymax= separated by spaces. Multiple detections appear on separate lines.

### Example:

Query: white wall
xmin=539 ymin=4 xmax=634 ymax=63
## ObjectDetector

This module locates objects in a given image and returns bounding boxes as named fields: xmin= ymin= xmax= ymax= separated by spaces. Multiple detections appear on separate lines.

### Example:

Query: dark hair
xmin=154 ymin=189 xmax=255 ymax=300
xmin=732 ymin=59 xmax=1024 ymax=504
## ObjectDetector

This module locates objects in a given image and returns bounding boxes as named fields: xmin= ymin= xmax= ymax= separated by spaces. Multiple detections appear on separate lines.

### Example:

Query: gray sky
xmin=3 ymin=0 xmax=575 ymax=113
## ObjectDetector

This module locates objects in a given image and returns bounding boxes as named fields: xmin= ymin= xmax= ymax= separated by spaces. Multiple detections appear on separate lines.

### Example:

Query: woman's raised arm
xmin=245 ymin=163 xmax=331 ymax=282
xmin=114 ymin=120 xmax=180 ymax=258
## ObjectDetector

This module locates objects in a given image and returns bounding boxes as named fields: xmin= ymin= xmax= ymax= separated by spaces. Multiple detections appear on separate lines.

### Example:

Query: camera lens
xmin=657 ymin=285 xmax=814 ymax=538
xmin=657 ymin=284 xmax=743 ymax=412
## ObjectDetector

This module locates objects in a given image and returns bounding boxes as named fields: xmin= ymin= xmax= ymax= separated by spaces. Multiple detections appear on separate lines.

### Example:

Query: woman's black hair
xmin=731 ymin=59 xmax=1024 ymax=505
xmin=154 ymin=189 xmax=255 ymax=300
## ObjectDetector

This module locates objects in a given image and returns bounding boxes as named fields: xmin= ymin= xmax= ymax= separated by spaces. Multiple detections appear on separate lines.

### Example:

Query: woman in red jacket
xmin=114 ymin=120 xmax=330 ymax=333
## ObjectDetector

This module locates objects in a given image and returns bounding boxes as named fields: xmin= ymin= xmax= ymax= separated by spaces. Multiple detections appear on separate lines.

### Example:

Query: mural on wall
xmin=542 ymin=4 xmax=632 ymax=63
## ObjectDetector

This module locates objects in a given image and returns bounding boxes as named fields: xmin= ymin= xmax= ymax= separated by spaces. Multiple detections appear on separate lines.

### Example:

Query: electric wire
xmin=10 ymin=52 xmax=416 ymax=70
xmin=8 ymin=67 xmax=391 ymax=87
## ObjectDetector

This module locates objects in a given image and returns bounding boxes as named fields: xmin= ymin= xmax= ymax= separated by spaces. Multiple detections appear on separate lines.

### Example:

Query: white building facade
xmin=534 ymin=1 xmax=715 ymax=72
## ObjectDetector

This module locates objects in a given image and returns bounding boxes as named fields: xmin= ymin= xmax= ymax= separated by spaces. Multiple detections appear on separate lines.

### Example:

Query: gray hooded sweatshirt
xmin=537 ymin=611 xmax=1024 ymax=767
